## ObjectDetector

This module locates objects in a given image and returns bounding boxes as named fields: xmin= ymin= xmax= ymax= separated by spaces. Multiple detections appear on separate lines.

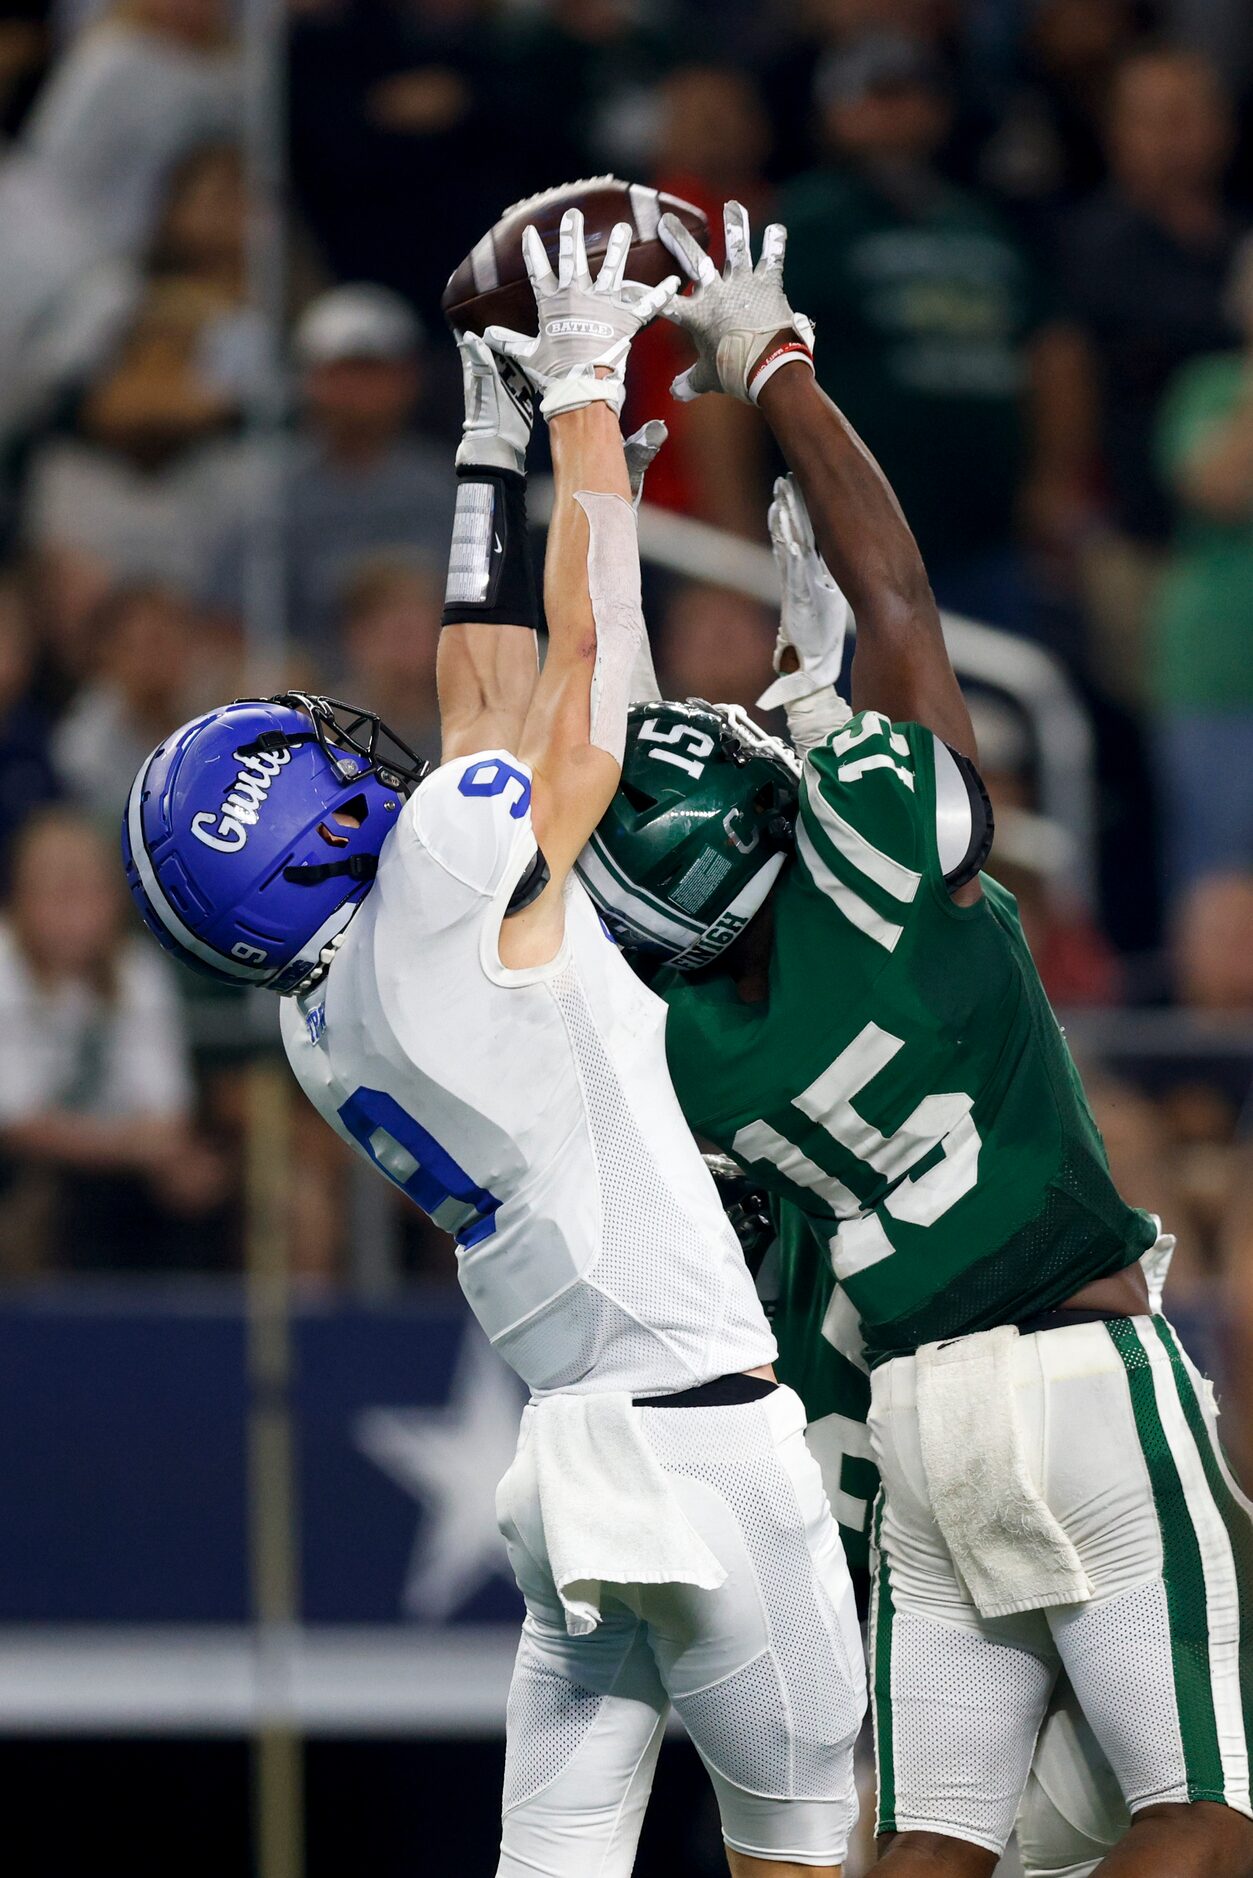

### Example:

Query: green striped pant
xmin=867 ymin=1315 xmax=1253 ymax=1856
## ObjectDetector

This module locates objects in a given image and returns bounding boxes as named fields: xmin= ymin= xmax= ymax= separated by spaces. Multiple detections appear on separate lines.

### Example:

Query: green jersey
xmin=659 ymin=711 xmax=1156 ymax=1366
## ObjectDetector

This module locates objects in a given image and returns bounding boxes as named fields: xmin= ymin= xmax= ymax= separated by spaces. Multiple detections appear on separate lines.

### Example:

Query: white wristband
xmin=454 ymin=432 xmax=525 ymax=476
xmin=541 ymin=374 xmax=626 ymax=422
xmin=748 ymin=343 xmax=815 ymax=405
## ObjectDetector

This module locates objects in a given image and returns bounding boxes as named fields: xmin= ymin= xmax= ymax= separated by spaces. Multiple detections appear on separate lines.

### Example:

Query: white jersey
xmin=280 ymin=750 xmax=775 ymax=1398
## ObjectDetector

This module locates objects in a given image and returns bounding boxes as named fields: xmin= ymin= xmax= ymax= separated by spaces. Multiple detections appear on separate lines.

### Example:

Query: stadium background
xmin=3 ymin=0 xmax=1253 ymax=1872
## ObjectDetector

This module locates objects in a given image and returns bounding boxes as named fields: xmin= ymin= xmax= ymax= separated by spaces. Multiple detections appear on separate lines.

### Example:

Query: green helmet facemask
xmin=577 ymin=699 xmax=799 ymax=970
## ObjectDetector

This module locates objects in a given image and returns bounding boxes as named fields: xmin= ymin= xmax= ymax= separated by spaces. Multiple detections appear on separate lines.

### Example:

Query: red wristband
xmin=748 ymin=339 xmax=815 ymax=404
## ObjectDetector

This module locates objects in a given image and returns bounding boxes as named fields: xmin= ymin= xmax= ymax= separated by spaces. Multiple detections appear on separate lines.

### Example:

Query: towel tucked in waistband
xmin=529 ymin=1390 xmax=728 ymax=1636
xmin=916 ymin=1325 xmax=1093 ymax=1620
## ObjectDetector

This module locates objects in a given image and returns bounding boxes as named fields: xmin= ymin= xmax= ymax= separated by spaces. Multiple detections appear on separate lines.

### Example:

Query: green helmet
xmin=577 ymin=699 xmax=799 ymax=970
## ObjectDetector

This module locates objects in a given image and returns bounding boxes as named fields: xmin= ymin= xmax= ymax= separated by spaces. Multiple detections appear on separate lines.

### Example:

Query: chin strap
xmin=286 ymin=926 xmax=353 ymax=1000
xmin=283 ymin=853 xmax=378 ymax=887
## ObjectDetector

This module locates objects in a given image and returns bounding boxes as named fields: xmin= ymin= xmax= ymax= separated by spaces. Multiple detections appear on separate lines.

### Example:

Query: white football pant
xmin=495 ymin=1384 xmax=866 ymax=1874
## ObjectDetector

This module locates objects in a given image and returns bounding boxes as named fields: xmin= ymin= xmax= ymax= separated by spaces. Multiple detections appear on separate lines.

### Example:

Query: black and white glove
xmin=483 ymin=208 xmax=677 ymax=421
xmin=444 ymin=332 xmax=540 ymax=629
xmin=759 ymin=474 xmax=852 ymax=709
xmin=454 ymin=329 xmax=534 ymax=475
xmin=659 ymin=201 xmax=815 ymax=405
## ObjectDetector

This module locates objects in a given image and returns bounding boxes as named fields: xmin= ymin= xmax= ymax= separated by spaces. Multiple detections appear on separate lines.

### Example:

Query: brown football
xmin=442 ymin=176 xmax=709 ymax=338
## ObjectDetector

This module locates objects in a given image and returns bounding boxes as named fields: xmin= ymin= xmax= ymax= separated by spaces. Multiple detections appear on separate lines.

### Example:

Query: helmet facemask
xmin=253 ymin=693 xmax=427 ymax=796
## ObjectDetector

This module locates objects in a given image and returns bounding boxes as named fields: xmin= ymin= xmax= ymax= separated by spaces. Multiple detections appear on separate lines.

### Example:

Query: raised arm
xmin=757 ymin=367 xmax=977 ymax=760
xmin=436 ymin=332 xmax=542 ymax=763
xmin=517 ymin=397 xmax=634 ymax=874
xmin=476 ymin=208 xmax=674 ymax=962
xmin=660 ymin=202 xmax=977 ymax=762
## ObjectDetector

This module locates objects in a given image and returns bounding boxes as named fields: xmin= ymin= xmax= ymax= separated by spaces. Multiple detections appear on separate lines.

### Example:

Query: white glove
xmin=758 ymin=474 xmax=852 ymax=709
xmin=454 ymin=329 xmax=534 ymax=475
xmin=660 ymin=201 xmax=815 ymax=405
xmin=483 ymin=208 xmax=677 ymax=422
xmin=624 ymin=418 xmax=667 ymax=511
xmin=1141 ymin=1222 xmax=1176 ymax=1314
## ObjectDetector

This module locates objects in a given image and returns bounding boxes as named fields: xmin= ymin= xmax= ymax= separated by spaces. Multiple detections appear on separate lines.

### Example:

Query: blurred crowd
xmin=0 ymin=0 xmax=1249 ymax=1356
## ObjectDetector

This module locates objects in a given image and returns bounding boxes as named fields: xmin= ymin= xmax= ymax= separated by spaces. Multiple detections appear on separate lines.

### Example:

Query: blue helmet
xmin=123 ymin=692 xmax=429 ymax=995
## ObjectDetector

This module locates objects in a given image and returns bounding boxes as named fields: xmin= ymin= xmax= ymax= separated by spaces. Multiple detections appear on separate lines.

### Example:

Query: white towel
xmin=916 ymin=1326 xmax=1093 ymax=1619
xmin=530 ymin=1391 xmax=727 ymax=1636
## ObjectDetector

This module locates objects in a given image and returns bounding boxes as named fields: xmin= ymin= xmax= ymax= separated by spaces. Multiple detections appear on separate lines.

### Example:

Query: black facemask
xmin=234 ymin=691 xmax=431 ymax=796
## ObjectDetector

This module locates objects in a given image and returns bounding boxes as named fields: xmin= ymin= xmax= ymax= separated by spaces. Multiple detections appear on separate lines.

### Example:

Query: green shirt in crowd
xmin=778 ymin=167 xmax=1050 ymax=566
xmin=1154 ymin=352 xmax=1253 ymax=711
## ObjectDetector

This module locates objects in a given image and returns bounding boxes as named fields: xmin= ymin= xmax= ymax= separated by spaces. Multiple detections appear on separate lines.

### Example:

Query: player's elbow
xmin=542 ymin=630 xmax=602 ymax=713
xmin=892 ymin=552 xmax=939 ymax=615
xmin=529 ymin=743 xmax=620 ymax=872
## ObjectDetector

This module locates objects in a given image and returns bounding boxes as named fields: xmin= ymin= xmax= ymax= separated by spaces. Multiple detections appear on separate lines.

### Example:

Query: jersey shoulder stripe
xmin=798 ymin=710 xmax=992 ymax=904
xmin=803 ymin=715 xmax=923 ymax=863
xmin=794 ymin=713 xmax=928 ymax=950
xmin=795 ymin=813 xmax=905 ymax=952
xmin=801 ymin=766 xmax=921 ymax=905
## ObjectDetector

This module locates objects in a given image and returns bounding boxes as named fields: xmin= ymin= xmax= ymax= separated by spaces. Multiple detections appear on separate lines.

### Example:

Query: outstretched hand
xmin=483 ymin=208 xmax=677 ymax=422
xmin=758 ymin=474 xmax=852 ymax=709
xmin=454 ymin=328 xmax=534 ymax=474
xmin=659 ymin=201 xmax=815 ymax=405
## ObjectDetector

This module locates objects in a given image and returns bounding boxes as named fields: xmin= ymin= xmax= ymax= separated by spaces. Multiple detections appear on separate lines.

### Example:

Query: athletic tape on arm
xmin=572 ymin=490 xmax=646 ymax=765
xmin=627 ymin=631 xmax=661 ymax=704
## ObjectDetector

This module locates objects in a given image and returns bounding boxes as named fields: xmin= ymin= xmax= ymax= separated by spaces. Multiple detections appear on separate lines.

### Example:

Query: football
xmin=442 ymin=176 xmax=709 ymax=338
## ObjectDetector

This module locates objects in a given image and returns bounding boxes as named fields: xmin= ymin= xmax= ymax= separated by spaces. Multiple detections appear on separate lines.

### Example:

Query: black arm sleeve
xmin=441 ymin=466 xmax=539 ymax=631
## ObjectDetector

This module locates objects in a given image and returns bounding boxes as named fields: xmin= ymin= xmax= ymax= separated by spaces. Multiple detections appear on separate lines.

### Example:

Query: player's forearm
xmin=517 ymin=403 xmax=637 ymax=871
xmin=437 ymin=622 xmax=539 ymax=763
xmin=756 ymin=363 xmax=931 ymax=624
xmin=756 ymin=362 xmax=977 ymax=758
xmin=545 ymin=401 xmax=632 ymax=659
xmin=499 ymin=207 xmax=658 ymax=868
xmin=438 ymin=330 xmax=541 ymax=763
